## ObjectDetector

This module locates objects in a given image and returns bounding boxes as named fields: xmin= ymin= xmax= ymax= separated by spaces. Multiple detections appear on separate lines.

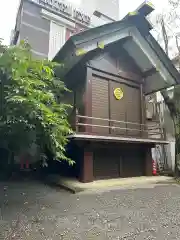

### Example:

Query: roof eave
xmin=145 ymin=34 xmax=180 ymax=85
xmin=53 ymin=13 xmax=180 ymax=92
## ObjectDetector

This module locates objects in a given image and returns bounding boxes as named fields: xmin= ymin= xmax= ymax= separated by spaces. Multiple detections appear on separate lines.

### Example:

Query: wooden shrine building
xmin=54 ymin=3 xmax=180 ymax=182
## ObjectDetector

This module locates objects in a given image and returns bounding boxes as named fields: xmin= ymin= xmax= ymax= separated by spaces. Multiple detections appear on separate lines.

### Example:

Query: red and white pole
xmin=152 ymin=159 xmax=157 ymax=176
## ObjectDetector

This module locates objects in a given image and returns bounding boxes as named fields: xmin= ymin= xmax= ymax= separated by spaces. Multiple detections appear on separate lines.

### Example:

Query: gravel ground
xmin=0 ymin=180 xmax=180 ymax=239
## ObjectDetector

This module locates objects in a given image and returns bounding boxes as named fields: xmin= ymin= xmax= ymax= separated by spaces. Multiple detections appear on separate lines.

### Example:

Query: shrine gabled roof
xmin=54 ymin=7 xmax=180 ymax=94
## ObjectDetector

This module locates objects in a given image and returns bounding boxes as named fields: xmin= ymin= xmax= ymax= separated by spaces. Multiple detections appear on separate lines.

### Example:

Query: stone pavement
xmin=47 ymin=175 xmax=175 ymax=193
xmin=1 ymin=180 xmax=180 ymax=239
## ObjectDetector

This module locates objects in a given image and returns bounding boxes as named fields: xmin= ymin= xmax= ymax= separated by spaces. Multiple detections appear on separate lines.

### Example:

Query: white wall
xmin=156 ymin=90 xmax=175 ymax=172
xmin=48 ymin=21 xmax=65 ymax=60
xmin=81 ymin=0 xmax=120 ymax=21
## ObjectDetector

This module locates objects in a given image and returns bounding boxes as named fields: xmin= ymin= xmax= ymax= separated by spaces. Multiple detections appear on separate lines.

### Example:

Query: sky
xmin=0 ymin=0 xmax=168 ymax=45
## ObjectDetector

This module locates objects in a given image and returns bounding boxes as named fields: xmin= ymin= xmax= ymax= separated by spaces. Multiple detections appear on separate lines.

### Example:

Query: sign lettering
xmin=36 ymin=0 xmax=90 ymax=24
xmin=73 ymin=9 xmax=91 ymax=24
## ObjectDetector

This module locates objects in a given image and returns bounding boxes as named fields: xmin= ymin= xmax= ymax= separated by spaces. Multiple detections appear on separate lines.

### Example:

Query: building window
xmin=48 ymin=21 xmax=65 ymax=60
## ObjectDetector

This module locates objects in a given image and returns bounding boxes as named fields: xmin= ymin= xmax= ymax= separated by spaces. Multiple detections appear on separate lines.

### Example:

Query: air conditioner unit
xmin=146 ymin=102 xmax=155 ymax=120
xmin=146 ymin=110 xmax=153 ymax=120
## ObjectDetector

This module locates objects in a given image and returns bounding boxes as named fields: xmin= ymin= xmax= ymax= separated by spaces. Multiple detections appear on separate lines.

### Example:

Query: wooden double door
xmin=93 ymin=146 xmax=145 ymax=180
xmin=91 ymin=74 xmax=142 ymax=137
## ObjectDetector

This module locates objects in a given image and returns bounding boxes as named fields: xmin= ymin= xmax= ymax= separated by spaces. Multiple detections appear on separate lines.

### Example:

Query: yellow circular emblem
xmin=114 ymin=88 xmax=123 ymax=100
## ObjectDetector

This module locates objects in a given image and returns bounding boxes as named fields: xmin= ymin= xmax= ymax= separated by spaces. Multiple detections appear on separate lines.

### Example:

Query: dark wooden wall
xmin=85 ymin=45 xmax=145 ymax=137
xmin=62 ymin=43 xmax=146 ymax=137
xmin=92 ymin=142 xmax=146 ymax=179
xmin=88 ymin=43 xmax=142 ymax=80
xmin=63 ymin=64 xmax=87 ymax=131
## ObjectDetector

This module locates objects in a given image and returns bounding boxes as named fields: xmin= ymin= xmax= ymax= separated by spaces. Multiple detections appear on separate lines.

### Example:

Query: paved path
xmin=1 ymin=180 xmax=180 ymax=239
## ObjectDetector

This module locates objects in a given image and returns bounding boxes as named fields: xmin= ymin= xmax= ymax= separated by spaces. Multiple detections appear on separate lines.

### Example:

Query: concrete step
xmin=46 ymin=175 xmax=175 ymax=194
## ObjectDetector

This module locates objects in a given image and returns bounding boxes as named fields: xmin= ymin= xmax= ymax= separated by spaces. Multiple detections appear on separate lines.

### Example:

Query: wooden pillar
xmin=80 ymin=150 xmax=93 ymax=183
xmin=145 ymin=147 xmax=153 ymax=176
xmin=84 ymin=67 xmax=92 ymax=133
xmin=140 ymin=83 xmax=146 ymax=138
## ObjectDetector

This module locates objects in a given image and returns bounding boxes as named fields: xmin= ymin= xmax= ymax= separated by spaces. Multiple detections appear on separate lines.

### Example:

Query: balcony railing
xmin=72 ymin=114 xmax=165 ymax=140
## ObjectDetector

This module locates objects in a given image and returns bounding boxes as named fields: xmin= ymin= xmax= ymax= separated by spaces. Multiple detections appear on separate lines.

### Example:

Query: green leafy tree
xmin=0 ymin=39 xmax=73 ymax=165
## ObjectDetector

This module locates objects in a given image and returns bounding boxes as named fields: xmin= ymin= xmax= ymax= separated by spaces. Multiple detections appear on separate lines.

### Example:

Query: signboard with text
xmin=31 ymin=0 xmax=91 ymax=25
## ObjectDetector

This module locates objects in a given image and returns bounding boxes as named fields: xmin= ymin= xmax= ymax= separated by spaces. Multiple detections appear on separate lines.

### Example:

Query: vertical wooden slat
xmin=91 ymin=75 xmax=109 ymax=135
xmin=109 ymin=81 xmax=126 ymax=135
xmin=108 ymin=79 xmax=111 ymax=134
xmin=126 ymin=86 xmax=141 ymax=136
xmin=140 ymin=83 xmax=147 ymax=138
xmin=84 ymin=67 xmax=93 ymax=133
xmin=121 ymin=147 xmax=145 ymax=177
xmin=93 ymin=148 xmax=120 ymax=179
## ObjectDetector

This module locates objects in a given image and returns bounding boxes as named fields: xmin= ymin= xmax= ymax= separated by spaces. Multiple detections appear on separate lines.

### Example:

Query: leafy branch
xmin=0 ymin=40 xmax=74 ymax=165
